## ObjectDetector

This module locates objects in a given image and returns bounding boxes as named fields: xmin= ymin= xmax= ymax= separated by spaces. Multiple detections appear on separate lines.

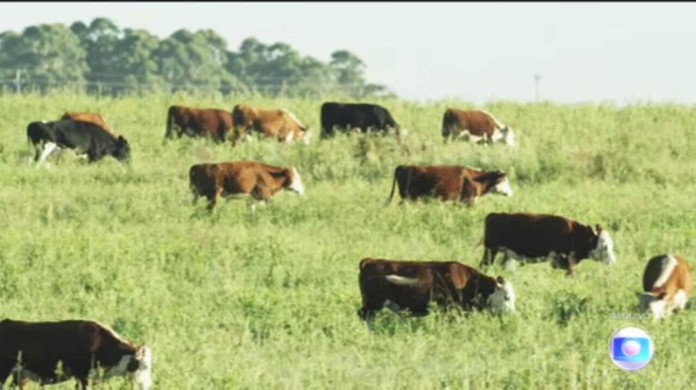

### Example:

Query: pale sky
xmin=1 ymin=2 xmax=696 ymax=104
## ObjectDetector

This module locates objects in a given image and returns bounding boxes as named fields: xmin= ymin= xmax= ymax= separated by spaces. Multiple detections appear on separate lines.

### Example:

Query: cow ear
xmin=595 ymin=224 xmax=602 ymax=234
xmin=496 ymin=276 xmax=504 ymax=285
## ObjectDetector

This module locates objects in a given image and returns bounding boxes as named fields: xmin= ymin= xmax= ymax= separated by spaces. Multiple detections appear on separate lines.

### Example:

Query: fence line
xmin=0 ymin=68 xmax=394 ymax=99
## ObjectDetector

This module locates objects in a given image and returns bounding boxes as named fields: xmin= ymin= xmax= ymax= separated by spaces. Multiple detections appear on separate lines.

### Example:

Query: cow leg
xmin=357 ymin=286 xmax=386 ymax=321
xmin=0 ymin=360 xmax=14 ymax=389
xmin=501 ymin=251 xmax=512 ymax=268
xmin=481 ymin=248 xmax=498 ymax=268
xmin=206 ymin=188 xmax=222 ymax=211
xmin=74 ymin=377 xmax=88 ymax=390
xmin=357 ymin=306 xmax=378 ymax=321
xmin=565 ymin=253 xmax=577 ymax=277
xmin=36 ymin=142 xmax=59 ymax=164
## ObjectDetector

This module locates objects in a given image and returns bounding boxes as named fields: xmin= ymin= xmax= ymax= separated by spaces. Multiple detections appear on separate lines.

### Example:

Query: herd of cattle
xmin=2 ymin=101 xmax=691 ymax=389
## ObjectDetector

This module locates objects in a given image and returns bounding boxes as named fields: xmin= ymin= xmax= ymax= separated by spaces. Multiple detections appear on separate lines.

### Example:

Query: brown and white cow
xmin=165 ymin=105 xmax=234 ymax=143
xmin=61 ymin=112 xmax=116 ymax=136
xmin=189 ymin=161 xmax=305 ymax=212
xmin=0 ymin=319 xmax=152 ymax=390
xmin=480 ymin=212 xmax=616 ymax=276
xmin=441 ymin=108 xmax=516 ymax=147
xmin=357 ymin=258 xmax=516 ymax=320
xmin=386 ymin=165 xmax=513 ymax=206
xmin=638 ymin=254 xmax=692 ymax=321
xmin=231 ymin=104 xmax=311 ymax=146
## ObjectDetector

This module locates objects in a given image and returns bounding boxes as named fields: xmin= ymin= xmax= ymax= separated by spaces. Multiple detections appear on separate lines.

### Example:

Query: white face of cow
xmin=132 ymin=346 xmax=153 ymax=390
xmin=501 ymin=127 xmax=516 ymax=147
xmin=639 ymin=290 xmax=689 ymax=321
xmin=287 ymin=168 xmax=305 ymax=196
xmin=301 ymin=130 xmax=312 ymax=145
xmin=590 ymin=229 xmax=616 ymax=265
xmin=101 ymin=346 xmax=152 ymax=390
xmin=492 ymin=177 xmax=513 ymax=197
xmin=639 ymin=293 xmax=667 ymax=320
xmin=488 ymin=277 xmax=516 ymax=314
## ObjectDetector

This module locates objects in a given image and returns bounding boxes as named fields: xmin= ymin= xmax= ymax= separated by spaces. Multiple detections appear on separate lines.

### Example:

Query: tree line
xmin=0 ymin=17 xmax=395 ymax=99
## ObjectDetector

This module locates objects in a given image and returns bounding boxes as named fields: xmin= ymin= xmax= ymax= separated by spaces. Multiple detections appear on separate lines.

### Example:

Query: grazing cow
xmin=638 ymin=254 xmax=692 ymax=321
xmin=357 ymin=258 xmax=516 ymax=320
xmin=165 ymin=105 xmax=233 ymax=143
xmin=27 ymin=120 xmax=131 ymax=164
xmin=479 ymin=213 xmax=616 ymax=276
xmin=60 ymin=112 xmax=115 ymax=136
xmin=0 ymin=319 xmax=152 ymax=390
xmin=386 ymin=165 xmax=513 ymax=206
xmin=320 ymin=102 xmax=401 ymax=138
xmin=441 ymin=108 xmax=516 ymax=147
xmin=189 ymin=161 xmax=305 ymax=212
xmin=231 ymin=104 xmax=310 ymax=146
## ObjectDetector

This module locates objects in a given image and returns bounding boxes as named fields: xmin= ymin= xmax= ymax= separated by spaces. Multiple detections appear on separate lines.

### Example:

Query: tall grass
xmin=0 ymin=91 xmax=694 ymax=389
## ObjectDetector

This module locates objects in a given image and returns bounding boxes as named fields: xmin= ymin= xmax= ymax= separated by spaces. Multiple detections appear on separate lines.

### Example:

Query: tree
xmin=71 ymin=17 xmax=123 ymax=93
xmin=156 ymin=29 xmax=245 ymax=94
xmin=108 ymin=28 xmax=165 ymax=95
xmin=0 ymin=24 xmax=88 ymax=92
xmin=0 ymin=18 xmax=396 ymax=98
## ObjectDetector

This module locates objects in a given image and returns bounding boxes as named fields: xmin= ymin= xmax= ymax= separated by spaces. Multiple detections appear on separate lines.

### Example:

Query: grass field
xmin=0 ymin=92 xmax=694 ymax=389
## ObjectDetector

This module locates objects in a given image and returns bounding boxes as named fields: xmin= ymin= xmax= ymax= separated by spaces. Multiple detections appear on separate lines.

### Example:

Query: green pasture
xmin=0 ymin=92 xmax=694 ymax=389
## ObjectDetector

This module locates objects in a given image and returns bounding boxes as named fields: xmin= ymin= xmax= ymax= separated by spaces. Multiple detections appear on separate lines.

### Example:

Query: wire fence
xmin=0 ymin=69 xmax=396 ymax=99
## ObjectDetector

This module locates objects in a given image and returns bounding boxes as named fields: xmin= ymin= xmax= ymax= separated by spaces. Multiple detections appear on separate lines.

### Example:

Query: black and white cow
xmin=480 ymin=212 xmax=617 ymax=276
xmin=27 ymin=120 xmax=131 ymax=164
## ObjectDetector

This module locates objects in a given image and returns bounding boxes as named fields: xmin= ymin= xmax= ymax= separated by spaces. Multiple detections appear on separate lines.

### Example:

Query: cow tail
xmin=441 ymin=110 xmax=450 ymax=140
xmin=385 ymin=167 xmax=399 ymax=206
xmin=165 ymin=107 xmax=173 ymax=139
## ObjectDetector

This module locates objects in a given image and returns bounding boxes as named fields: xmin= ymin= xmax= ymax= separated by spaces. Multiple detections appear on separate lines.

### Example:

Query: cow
xmin=479 ymin=212 xmax=617 ymax=276
xmin=386 ymin=165 xmax=513 ymax=206
xmin=0 ymin=319 xmax=152 ymax=390
xmin=231 ymin=104 xmax=311 ymax=146
xmin=27 ymin=120 xmax=131 ymax=164
xmin=441 ymin=108 xmax=516 ymax=147
xmin=60 ymin=112 xmax=115 ymax=136
xmin=320 ymin=102 xmax=401 ymax=138
xmin=638 ymin=254 xmax=692 ymax=321
xmin=189 ymin=161 xmax=305 ymax=212
xmin=357 ymin=258 xmax=516 ymax=321
xmin=164 ymin=105 xmax=233 ymax=143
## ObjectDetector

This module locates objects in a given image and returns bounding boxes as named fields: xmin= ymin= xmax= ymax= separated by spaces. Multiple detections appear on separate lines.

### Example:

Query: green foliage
xmin=0 ymin=93 xmax=695 ymax=388
xmin=0 ymin=24 xmax=88 ymax=93
xmin=0 ymin=18 xmax=393 ymax=98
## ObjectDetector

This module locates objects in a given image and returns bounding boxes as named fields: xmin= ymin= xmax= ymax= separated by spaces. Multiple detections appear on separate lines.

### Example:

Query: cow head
xmin=589 ymin=225 xmax=616 ymax=265
xmin=134 ymin=346 xmax=153 ymax=390
xmin=487 ymin=276 xmax=516 ymax=314
xmin=300 ymin=128 xmax=312 ymax=145
xmin=638 ymin=292 xmax=668 ymax=321
xmin=638 ymin=289 xmax=688 ymax=321
xmin=112 ymin=136 xmax=131 ymax=162
xmin=286 ymin=167 xmax=305 ymax=196
xmin=501 ymin=126 xmax=516 ymax=147
xmin=491 ymin=126 xmax=516 ymax=147
xmin=486 ymin=171 xmax=513 ymax=197
xmin=103 ymin=345 xmax=152 ymax=390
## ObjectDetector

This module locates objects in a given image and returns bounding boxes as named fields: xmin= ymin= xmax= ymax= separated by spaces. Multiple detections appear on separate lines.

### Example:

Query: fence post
xmin=14 ymin=69 xmax=21 ymax=94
